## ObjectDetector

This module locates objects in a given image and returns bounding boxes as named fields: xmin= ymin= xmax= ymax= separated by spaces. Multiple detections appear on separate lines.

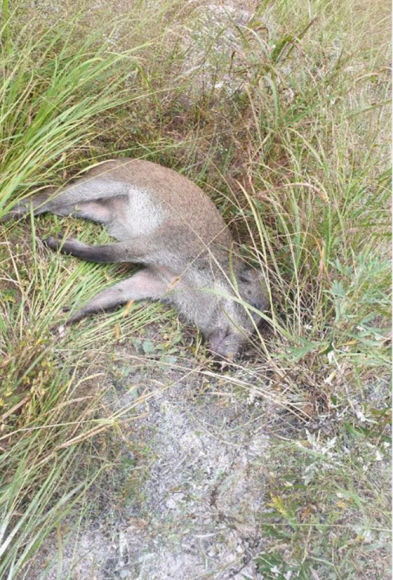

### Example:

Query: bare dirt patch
xmin=31 ymin=343 xmax=274 ymax=580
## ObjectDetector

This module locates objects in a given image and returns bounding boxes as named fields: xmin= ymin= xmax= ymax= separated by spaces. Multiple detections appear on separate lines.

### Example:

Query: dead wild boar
xmin=6 ymin=159 xmax=268 ymax=358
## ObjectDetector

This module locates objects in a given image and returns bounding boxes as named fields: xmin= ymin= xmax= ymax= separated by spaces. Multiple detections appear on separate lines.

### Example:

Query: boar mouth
xmin=208 ymin=327 xmax=242 ymax=361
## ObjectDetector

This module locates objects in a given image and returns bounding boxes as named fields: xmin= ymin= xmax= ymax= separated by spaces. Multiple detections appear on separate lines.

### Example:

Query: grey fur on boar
xmin=8 ymin=159 xmax=268 ymax=359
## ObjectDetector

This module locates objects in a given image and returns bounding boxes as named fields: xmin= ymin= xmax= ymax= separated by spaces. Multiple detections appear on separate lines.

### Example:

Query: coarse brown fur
xmin=7 ymin=159 xmax=268 ymax=358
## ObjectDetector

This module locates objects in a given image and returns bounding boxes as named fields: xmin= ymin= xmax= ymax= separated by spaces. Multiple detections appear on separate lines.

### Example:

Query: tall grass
xmin=0 ymin=18 xmax=140 ymax=218
xmin=232 ymin=1 xmax=391 ymax=575
xmin=0 ymin=7 xmax=165 ymax=578
xmin=246 ymin=0 xmax=391 ymax=380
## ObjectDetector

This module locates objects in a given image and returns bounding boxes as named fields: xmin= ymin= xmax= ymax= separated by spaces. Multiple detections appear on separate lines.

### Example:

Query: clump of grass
xmin=225 ymin=0 xmax=391 ymax=575
xmin=256 ymin=430 xmax=391 ymax=579
xmin=208 ymin=0 xmax=392 ymax=370
xmin=0 ymin=366 xmax=103 ymax=578
xmin=0 ymin=14 xmax=142 ymax=219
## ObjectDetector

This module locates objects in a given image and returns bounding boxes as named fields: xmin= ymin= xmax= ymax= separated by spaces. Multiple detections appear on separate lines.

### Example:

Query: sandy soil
xmin=31 ymin=342 xmax=277 ymax=580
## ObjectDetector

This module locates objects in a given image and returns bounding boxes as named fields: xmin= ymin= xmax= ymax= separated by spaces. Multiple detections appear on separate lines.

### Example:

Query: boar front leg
xmin=67 ymin=269 xmax=167 ymax=323
xmin=44 ymin=236 xmax=149 ymax=264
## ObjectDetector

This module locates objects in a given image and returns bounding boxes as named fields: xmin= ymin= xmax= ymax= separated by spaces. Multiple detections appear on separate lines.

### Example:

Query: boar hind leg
xmin=46 ymin=198 xmax=121 ymax=223
xmin=44 ymin=194 xmax=128 ymax=225
xmin=4 ymin=177 xmax=129 ymax=222
xmin=67 ymin=269 xmax=167 ymax=323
